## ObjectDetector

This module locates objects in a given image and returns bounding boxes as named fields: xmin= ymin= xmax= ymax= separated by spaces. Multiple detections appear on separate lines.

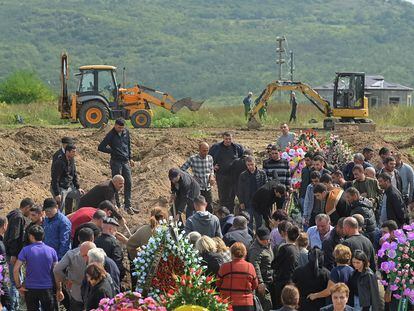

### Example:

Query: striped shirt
xmin=181 ymin=154 xmax=214 ymax=190
xmin=263 ymin=158 xmax=291 ymax=187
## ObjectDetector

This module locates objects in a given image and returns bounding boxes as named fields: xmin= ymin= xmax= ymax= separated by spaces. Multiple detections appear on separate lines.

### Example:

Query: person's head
xmin=296 ymin=232 xmax=309 ymax=249
xmin=273 ymin=184 xmax=286 ymax=198
xmin=232 ymin=216 xmax=248 ymax=231
xmin=304 ymin=152 xmax=314 ymax=167
xmin=87 ymin=248 xmax=106 ymax=265
xmin=61 ymin=136 xmax=74 ymax=148
xmin=237 ymin=210 xmax=251 ymax=224
xmin=281 ymin=284 xmax=300 ymax=308
xmin=320 ymin=173 xmax=333 ymax=188
xmin=315 ymin=214 xmax=331 ymax=236
xmin=331 ymin=283 xmax=350 ymax=311
xmin=187 ymin=231 xmax=202 ymax=246
xmin=334 ymin=244 xmax=352 ymax=265
xmin=97 ymin=200 xmax=121 ymax=220
xmin=394 ymin=153 xmax=403 ymax=167
xmin=43 ymin=198 xmax=58 ymax=219
xmin=91 ymin=210 xmax=106 ymax=229
xmin=85 ymin=262 xmax=107 ymax=286
xmin=331 ymin=170 xmax=345 ymax=185
xmin=266 ymin=144 xmax=273 ymax=155
xmin=380 ymin=220 xmax=398 ymax=238
xmin=278 ymin=220 xmax=293 ymax=239
xmin=212 ymin=237 xmax=228 ymax=253
xmin=0 ymin=216 xmax=7 ymax=235
xmin=27 ymin=225 xmax=44 ymax=243
xmin=312 ymin=155 xmax=325 ymax=171
xmin=271 ymin=209 xmax=288 ymax=227
xmin=353 ymin=153 xmax=365 ymax=165
xmin=230 ymin=242 xmax=247 ymax=259
xmin=362 ymin=147 xmax=374 ymax=162
xmin=168 ymin=168 xmax=181 ymax=184
xmin=247 ymin=91 xmax=253 ymax=98
xmin=194 ymin=195 xmax=207 ymax=212
xmin=245 ymin=156 xmax=256 ymax=173
xmin=149 ymin=206 xmax=167 ymax=230
xmin=291 ymin=92 xmax=296 ymax=99
xmin=102 ymin=217 xmax=119 ymax=235
xmin=195 ymin=236 xmax=217 ymax=254
xmin=336 ymin=217 xmax=346 ymax=237
xmin=78 ymin=227 xmax=95 ymax=244
xmin=310 ymin=171 xmax=321 ymax=185
xmin=256 ymin=227 xmax=271 ymax=246
xmin=383 ymin=156 xmax=396 ymax=172
xmin=65 ymin=144 xmax=77 ymax=160
xmin=270 ymin=145 xmax=281 ymax=161
xmin=286 ymin=225 xmax=300 ymax=243
xmin=377 ymin=172 xmax=392 ymax=190
xmin=280 ymin=123 xmax=289 ymax=135
xmin=352 ymin=164 xmax=365 ymax=181
xmin=20 ymin=197 xmax=34 ymax=216
xmin=29 ymin=205 xmax=44 ymax=224
xmin=80 ymin=241 xmax=96 ymax=263
xmin=352 ymin=250 xmax=369 ymax=272
xmin=222 ymin=131 xmax=233 ymax=146
xmin=345 ymin=187 xmax=360 ymax=204
xmin=112 ymin=175 xmax=125 ymax=191
xmin=365 ymin=166 xmax=376 ymax=178
xmin=114 ymin=118 xmax=125 ymax=133
xmin=313 ymin=183 xmax=328 ymax=202
xmin=379 ymin=147 xmax=391 ymax=160
xmin=343 ymin=217 xmax=359 ymax=236
xmin=199 ymin=142 xmax=209 ymax=158
xmin=214 ymin=205 xmax=231 ymax=220
xmin=353 ymin=214 xmax=365 ymax=232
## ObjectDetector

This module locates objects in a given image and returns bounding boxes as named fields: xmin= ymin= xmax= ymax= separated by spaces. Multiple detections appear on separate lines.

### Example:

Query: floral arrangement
xmin=133 ymin=219 xmax=203 ymax=299
xmin=93 ymin=292 xmax=166 ymax=311
xmin=321 ymin=133 xmax=352 ymax=169
xmin=0 ymin=254 xmax=6 ymax=297
xmin=281 ymin=145 xmax=307 ymax=189
xmin=378 ymin=224 xmax=414 ymax=310
xmin=296 ymin=129 xmax=321 ymax=152
xmin=163 ymin=268 xmax=231 ymax=311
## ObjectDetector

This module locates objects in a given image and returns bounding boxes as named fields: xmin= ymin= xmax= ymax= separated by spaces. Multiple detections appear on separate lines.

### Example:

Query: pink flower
xmin=390 ymin=284 xmax=399 ymax=291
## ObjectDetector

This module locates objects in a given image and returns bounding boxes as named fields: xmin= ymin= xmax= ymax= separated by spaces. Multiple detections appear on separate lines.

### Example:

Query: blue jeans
xmin=7 ymin=261 xmax=20 ymax=311
xmin=110 ymin=160 xmax=133 ymax=209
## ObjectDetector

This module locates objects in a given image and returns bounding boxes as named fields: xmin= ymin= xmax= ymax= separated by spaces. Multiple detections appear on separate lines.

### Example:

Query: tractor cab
xmin=77 ymin=65 xmax=119 ymax=103
xmin=333 ymin=72 xmax=365 ymax=109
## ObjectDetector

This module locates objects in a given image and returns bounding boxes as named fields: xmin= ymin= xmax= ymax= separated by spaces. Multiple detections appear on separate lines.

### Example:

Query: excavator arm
xmin=247 ymin=81 xmax=332 ymax=129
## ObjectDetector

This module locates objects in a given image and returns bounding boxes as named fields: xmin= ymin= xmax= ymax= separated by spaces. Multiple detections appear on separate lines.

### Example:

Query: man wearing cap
xmin=185 ymin=195 xmax=222 ymax=238
xmin=98 ymin=118 xmax=136 ymax=215
xmin=94 ymin=217 xmax=125 ymax=280
xmin=248 ymin=227 xmax=273 ymax=311
xmin=43 ymin=198 xmax=71 ymax=260
xmin=52 ymin=136 xmax=73 ymax=166
xmin=181 ymin=142 xmax=215 ymax=213
xmin=51 ymin=144 xmax=84 ymax=214
xmin=243 ymin=92 xmax=253 ymax=119
xmin=169 ymin=168 xmax=201 ymax=219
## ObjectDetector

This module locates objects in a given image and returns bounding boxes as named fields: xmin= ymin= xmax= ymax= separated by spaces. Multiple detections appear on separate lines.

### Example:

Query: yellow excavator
xmin=59 ymin=53 xmax=203 ymax=128
xmin=248 ymin=72 xmax=375 ymax=131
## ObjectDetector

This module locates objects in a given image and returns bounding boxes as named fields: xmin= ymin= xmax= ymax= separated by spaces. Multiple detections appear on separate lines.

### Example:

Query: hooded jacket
xmin=185 ymin=211 xmax=222 ymax=238
xmin=4 ymin=209 xmax=29 ymax=257
xmin=350 ymin=198 xmax=377 ymax=233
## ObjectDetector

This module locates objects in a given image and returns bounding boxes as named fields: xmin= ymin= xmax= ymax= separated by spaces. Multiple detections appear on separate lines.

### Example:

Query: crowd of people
xmin=0 ymin=119 xmax=413 ymax=311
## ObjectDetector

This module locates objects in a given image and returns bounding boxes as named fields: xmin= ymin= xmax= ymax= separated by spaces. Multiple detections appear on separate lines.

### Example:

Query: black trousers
xmin=201 ymin=189 xmax=213 ymax=213
xmin=216 ymin=174 xmax=235 ymax=211
xmin=25 ymin=288 xmax=57 ymax=311
xmin=110 ymin=160 xmax=133 ymax=209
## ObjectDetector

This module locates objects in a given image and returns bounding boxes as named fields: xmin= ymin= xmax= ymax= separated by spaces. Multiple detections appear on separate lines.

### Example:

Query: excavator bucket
xmin=171 ymin=97 xmax=204 ymax=113
xmin=247 ymin=116 xmax=262 ymax=130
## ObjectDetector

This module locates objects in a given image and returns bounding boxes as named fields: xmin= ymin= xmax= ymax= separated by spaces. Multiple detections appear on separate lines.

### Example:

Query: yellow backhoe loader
xmin=58 ymin=53 xmax=203 ymax=128
xmin=248 ymin=72 xmax=375 ymax=131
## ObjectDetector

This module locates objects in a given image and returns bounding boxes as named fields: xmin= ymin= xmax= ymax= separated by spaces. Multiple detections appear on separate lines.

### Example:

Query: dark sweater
xmin=79 ymin=180 xmax=117 ymax=208
xmin=263 ymin=158 xmax=291 ymax=187
xmin=273 ymin=243 xmax=299 ymax=283
xmin=95 ymin=233 xmax=125 ymax=279
xmin=342 ymin=234 xmax=376 ymax=272
xmin=98 ymin=128 xmax=131 ymax=162
xmin=209 ymin=142 xmax=244 ymax=176
xmin=237 ymin=169 xmax=267 ymax=207
xmin=84 ymin=276 xmax=115 ymax=310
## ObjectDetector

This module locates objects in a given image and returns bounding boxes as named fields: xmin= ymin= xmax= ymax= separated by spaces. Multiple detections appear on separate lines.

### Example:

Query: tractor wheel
xmin=78 ymin=101 xmax=109 ymax=128
xmin=130 ymin=110 xmax=152 ymax=128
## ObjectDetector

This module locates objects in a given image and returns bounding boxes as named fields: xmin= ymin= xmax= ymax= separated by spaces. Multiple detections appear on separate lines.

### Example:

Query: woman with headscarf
xmin=292 ymin=248 xmax=330 ymax=311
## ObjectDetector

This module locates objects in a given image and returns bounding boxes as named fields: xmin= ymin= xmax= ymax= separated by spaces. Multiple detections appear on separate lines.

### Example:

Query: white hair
xmin=87 ymin=248 xmax=106 ymax=265
xmin=112 ymin=175 xmax=124 ymax=183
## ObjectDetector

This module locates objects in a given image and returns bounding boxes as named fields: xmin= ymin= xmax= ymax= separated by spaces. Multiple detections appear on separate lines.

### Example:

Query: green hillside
xmin=0 ymin=0 xmax=413 ymax=100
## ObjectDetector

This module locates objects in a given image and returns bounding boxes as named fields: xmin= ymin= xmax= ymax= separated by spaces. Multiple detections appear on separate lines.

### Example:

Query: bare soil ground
xmin=0 ymin=126 xmax=413 ymax=231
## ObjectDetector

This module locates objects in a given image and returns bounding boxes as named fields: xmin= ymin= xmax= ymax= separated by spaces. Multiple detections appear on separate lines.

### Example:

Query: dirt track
xmin=0 ymin=125 xmax=413 ymax=230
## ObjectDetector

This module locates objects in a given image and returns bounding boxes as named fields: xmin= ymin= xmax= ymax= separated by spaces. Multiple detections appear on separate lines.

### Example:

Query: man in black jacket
xmin=98 ymin=118 xmax=136 ymax=215
xmin=169 ymin=168 xmax=201 ymax=219
xmin=51 ymin=144 xmax=84 ymax=214
xmin=322 ymin=217 xmax=345 ymax=270
xmin=344 ymin=187 xmax=378 ymax=244
xmin=208 ymin=132 xmax=244 ymax=211
xmin=4 ymin=198 xmax=33 ymax=311
xmin=51 ymin=137 xmax=73 ymax=166
xmin=378 ymin=172 xmax=406 ymax=227
xmin=78 ymin=175 xmax=124 ymax=209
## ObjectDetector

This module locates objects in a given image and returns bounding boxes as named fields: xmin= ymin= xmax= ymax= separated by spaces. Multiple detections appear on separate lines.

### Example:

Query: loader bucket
xmin=247 ymin=116 xmax=262 ymax=130
xmin=171 ymin=97 xmax=204 ymax=113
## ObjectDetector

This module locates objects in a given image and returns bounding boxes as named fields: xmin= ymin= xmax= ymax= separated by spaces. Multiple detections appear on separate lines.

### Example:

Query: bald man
xmin=78 ymin=175 xmax=124 ymax=209
xmin=181 ymin=142 xmax=215 ymax=212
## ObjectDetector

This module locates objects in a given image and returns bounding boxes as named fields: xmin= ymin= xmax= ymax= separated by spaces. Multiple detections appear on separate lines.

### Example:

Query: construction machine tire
xmin=79 ymin=101 xmax=109 ymax=128
xmin=131 ymin=109 xmax=152 ymax=128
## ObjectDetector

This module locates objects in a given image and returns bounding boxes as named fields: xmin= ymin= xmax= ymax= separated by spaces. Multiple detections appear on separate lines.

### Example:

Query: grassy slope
xmin=0 ymin=0 xmax=414 ymax=100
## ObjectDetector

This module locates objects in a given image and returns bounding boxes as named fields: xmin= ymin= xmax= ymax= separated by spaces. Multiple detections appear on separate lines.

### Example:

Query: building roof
xmin=314 ymin=75 xmax=413 ymax=91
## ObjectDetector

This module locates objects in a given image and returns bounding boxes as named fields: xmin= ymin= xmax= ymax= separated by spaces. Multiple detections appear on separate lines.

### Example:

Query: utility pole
xmin=276 ymin=36 xmax=286 ymax=81
xmin=289 ymin=50 xmax=294 ymax=81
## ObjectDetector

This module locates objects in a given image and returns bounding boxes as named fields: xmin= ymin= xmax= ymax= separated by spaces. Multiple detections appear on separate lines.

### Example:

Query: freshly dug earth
xmin=0 ymin=126 xmax=413 ymax=231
